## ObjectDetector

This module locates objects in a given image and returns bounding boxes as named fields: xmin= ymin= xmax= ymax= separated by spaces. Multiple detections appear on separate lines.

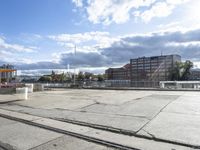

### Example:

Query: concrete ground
xmin=0 ymin=116 xmax=115 ymax=150
xmin=0 ymin=89 xmax=200 ymax=149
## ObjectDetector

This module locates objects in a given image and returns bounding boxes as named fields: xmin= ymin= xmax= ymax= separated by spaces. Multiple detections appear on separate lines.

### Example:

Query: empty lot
xmin=0 ymin=89 xmax=200 ymax=149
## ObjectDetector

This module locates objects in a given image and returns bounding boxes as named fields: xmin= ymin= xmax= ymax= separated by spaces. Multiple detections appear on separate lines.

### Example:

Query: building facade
xmin=0 ymin=64 xmax=17 ymax=83
xmin=189 ymin=69 xmax=200 ymax=80
xmin=105 ymin=64 xmax=130 ymax=80
xmin=130 ymin=55 xmax=181 ymax=87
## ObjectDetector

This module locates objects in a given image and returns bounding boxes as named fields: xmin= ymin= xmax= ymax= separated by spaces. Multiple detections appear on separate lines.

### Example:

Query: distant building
xmin=0 ymin=64 xmax=17 ymax=83
xmin=105 ymin=64 xmax=130 ymax=80
xmin=17 ymin=75 xmax=41 ymax=82
xmin=130 ymin=55 xmax=181 ymax=87
xmin=189 ymin=69 xmax=200 ymax=80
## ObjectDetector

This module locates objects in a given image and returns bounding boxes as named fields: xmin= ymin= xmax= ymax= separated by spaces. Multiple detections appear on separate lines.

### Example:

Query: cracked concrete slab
xmin=0 ymin=116 xmax=116 ymax=150
xmin=0 ymin=95 xmax=19 ymax=104
xmin=79 ymin=94 xmax=179 ymax=119
xmin=0 ymin=110 xmax=193 ymax=150
xmin=0 ymin=117 xmax=63 ymax=150
xmin=0 ymin=109 xmax=42 ymax=121
xmin=0 ymin=105 xmax=71 ymax=119
xmin=1 ymin=89 xmax=200 ymax=148
xmin=137 ymin=112 xmax=200 ymax=146
xmin=30 ymin=135 xmax=116 ymax=150
xmin=85 ymin=129 xmax=191 ymax=150
xmin=0 ymin=117 xmax=17 ymax=128
xmin=14 ymin=93 xmax=95 ymax=110
xmin=65 ymin=111 xmax=149 ymax=132
xmin=13 ymin=90 xmax=156 ymax=107
xmin=0 ymin=104 xmax=149 ymax=133
xmin=164 ymin=95 xmax=200 ymax=115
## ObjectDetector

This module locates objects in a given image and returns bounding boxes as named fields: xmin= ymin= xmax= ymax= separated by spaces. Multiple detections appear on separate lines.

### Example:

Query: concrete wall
xmin=0 ymin=88 xmax=16 ymax=94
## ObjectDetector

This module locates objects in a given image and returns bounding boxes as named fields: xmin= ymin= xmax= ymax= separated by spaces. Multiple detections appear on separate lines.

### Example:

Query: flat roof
xmin=0 ymin=69 xmax=17 ymax=73
xmin=130 ymin=54 xmax=181 ymax=60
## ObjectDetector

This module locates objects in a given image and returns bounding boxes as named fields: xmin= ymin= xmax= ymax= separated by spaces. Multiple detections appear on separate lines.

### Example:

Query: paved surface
xmin=0 ymin=89 xmax=200 ymax=149
xmin=31 ymin=135 xmax=115 ymax=150
xmin=0 ymin=109 xmax=192 ymax=150
xmin=0 ymin=116 xmax=115 ymax=150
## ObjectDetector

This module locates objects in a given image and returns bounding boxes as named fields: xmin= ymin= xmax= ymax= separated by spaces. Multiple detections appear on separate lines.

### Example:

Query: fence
xmin=131 ymin=81 xmax=160 ymax=88
xmin=160 ymin=81 xmax=200 ymax=90
xmin=41 ymin=81 xmax=159 ymax=88
xmin=104 ymin=80 xmax=130 ymax=87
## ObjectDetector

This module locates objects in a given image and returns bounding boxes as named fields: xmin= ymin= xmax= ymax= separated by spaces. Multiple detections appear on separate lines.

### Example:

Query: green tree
xmin=181 ymin=60 xmax=193 ymax=80
xmin=38 ymin=76 xmax=52 ymax=82
xmin=171 ymin=62 xmax=181 ymax=80
xmin=84 ymin=72 xmax=93 ymax=80
xmin=97 ymin=74 xmax=105 ymax=81
xmin=77 ymin=71 xmax=84 ymax=81
xmin=171 ymin=60 xmax=193 ymax=81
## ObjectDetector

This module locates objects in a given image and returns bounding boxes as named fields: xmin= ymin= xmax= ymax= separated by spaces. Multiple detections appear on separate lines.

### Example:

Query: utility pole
xmin=73 ymin=45 xmax=76 ymax=85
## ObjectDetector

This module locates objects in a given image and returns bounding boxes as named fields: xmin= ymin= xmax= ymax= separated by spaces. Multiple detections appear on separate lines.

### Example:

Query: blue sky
xmin=1 ymin=0 xmax=200 ymax=75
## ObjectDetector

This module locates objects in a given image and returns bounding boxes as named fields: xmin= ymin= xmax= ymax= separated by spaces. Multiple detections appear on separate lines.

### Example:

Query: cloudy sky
xmin=1 ymin=0 xmax=200 ymax=75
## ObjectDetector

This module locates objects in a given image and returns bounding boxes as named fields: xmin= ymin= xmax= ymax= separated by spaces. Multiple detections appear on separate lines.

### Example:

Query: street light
xmin=73 ymin=45 xmax=76 ymax=85
xmin=64 ymin=44 xmax=77 ymax=86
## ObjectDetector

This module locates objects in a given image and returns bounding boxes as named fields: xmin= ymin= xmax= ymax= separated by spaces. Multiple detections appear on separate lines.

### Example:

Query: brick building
xmin=105 ymin=64 xmax=130 ymax=80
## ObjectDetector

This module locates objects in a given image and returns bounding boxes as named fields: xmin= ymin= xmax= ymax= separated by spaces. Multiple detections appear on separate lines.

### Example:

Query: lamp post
xmin=73 ymin=45 xmax=76 ymax=85
xmin=65 ymin=44 xmax=77 ymax=86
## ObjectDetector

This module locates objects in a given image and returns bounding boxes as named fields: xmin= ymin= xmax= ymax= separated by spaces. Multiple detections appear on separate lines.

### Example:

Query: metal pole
xmin=73 ymin=45 xmax=76 ymax=85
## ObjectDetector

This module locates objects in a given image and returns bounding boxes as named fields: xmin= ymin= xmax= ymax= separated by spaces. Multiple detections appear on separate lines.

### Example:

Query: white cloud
xmin=157 ymin=21 xmax=180 ymax=29
xmin=140 ymin=2 xmax=174 ymax=23
xmin=137 ymin=0 xmax=191 ymax=23
xmin=7 ymin=27 xmax=200 ymax=73
xmin=0 ymin=37 xmax=37 ymax=53
xmin=166 ymin=0 xmax=190 ymax=5
xmin=46 ymin=28 xmax=200 ymax=69
xmin=48 ymin=31 xmax=118 ymax=50
xmin=184 ymin=1 xmax=200 ymax=26
xmin=166 ymin=41 xmax=200 ymax=47
xmin=72 ymin=0 xmax=191 ymax=25
xmin=49 ymin=31 xmax=110 ymax=43
xmin=0 ymin=50 xmax=12 ymax=56
xmin=86 ymin=0 xmax=157 ymax=25
xmin=48 ymin=31 xmax=120 ymax=63
xmin=15 ymin=58 xmax=34 ymax=64
xmin=72 ymin=0 xmax=83 ymax=7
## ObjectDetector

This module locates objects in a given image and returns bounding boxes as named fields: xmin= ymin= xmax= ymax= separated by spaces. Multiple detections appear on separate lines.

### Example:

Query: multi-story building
xmin=189 ymin=69 xmax=200 ymax=80
xmin=105 ymin=64 xmax=130 ymax=80
xmin=0 ymin=64 xmax=17 ymax=83
xmin=130 ymin=55 xmax=181 ymax=87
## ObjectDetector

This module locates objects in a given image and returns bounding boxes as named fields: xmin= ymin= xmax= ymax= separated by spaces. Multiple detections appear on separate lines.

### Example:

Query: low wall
xmin=160 ymin=81 xmax=200 ymax=90
xmin=0 ymin=88 xmax=16 ymax=94
xmin=33 ymin=83 xmax=44 ymax=91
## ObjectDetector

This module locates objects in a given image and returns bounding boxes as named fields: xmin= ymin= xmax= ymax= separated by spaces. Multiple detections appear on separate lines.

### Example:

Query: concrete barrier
xmin=0 ymin=88 xmax=16 ymax=94
xmin=25 ymin=84 xmax=34 ymax=93
xmin=33 ymin=83 xmax=44 ymax=91
xmin=16 ymin=87 xmax=28 ymax=100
